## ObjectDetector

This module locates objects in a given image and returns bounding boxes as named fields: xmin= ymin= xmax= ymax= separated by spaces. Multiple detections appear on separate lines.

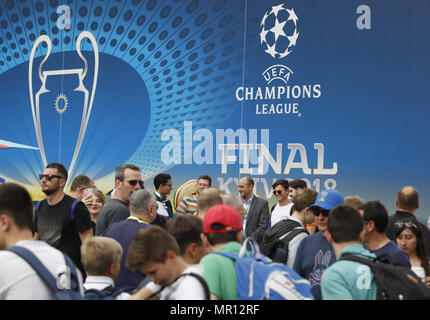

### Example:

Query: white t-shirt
xmin=83 ymin=276 xmax=130 ymax=300
xmin=270 ymin=203 xmax=294 ymax=228
xmin=0 ymin=240 xmax=84 ymax=300
xmin=146 ymin=264 xmax=206 ymax=300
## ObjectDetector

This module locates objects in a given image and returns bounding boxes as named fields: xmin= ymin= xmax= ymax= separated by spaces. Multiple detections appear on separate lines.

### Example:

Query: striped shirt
xmin=176 ymin=194 xmax=198 ymax=215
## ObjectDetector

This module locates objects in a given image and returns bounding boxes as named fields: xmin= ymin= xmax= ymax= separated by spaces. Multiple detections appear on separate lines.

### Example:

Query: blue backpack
xmin=5 ymin=246 xmax=84 ymax=300
xmin=215 ymin=237 xmax=313 ymax=300
xmin=84 ymin=286 xmax=124 ymax=300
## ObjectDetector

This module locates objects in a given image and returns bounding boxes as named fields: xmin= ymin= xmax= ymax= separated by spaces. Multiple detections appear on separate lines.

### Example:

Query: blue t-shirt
xmin=293 ymin=231 xmax=336 ymax=300
xmin=363 ymin=240 xmax=410 ymax=268
xmin=103 ymin=217 xmax=151 ymax=293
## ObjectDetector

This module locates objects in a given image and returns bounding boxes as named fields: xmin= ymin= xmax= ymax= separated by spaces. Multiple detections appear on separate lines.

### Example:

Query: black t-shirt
xmin=34 ymin=194 xmax=92 ymax=273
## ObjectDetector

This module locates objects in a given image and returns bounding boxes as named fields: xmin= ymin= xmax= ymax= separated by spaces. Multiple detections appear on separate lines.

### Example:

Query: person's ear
xmin=201 ymin=233 xmax=210 ymax=249
xmin=237 ymin=230 xmax=243 ymax=243
xmin=325 ymin=230 xmax=333 ymax=244
xmin=166 ymin=249 xmax=177 ymax=263
xmin=186 ymin=243 xmax=197 ymax=258
xmin=0 ymin=214 xmax=12 ymax=233
xmin=417 ymin=200 xmax=420 ymax=210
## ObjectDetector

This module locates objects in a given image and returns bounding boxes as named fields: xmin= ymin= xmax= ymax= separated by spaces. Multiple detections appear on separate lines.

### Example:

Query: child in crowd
xmin=199 ymin=204 xmax=244 ymax=300
xmin=126 ymin=226 xmax=208 ymax=300
xmin=80 ymin=236 xmax=130 ymax=300
xmin=129 ymin=215 xmax=209 ymax=299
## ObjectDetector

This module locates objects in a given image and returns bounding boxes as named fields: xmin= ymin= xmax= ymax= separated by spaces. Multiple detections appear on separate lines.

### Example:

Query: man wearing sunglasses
xmin=269 ymin=179 xmax=293 ymax=228
xmin=385 ymin=186 xmax=430 ymax=254
xmin=95 ymin=164 xmax=143 ymax=236
xmin=33 ymin=163 xmax=93 ymax=277
xmin=293 ymin=189 xmax=344 ymax=300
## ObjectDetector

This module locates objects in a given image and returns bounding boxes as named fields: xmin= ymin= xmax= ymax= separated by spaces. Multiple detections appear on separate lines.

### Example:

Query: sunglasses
xmin=273 ymin=190 xmax=283 ymax=195
xmin=126 ymin=180 xmax=144 ymax=188
xmin=311 ymin=207 xmax=330 ymax=217
xmin=394 ymin=220 xmax=418 ymax=231
xmin=39 ymin=174 xmax=64 ymax=181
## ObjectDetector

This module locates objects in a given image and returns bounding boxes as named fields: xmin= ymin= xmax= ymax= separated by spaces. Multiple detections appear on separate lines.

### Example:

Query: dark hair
xmin=359 ymin=201 xmax=388 ymax=233
xmin=126 ymin=226 xmax=179 ymax=271
xmin=395 ymin=217 xmax=430 ymax=277
xmin=115 ymin=164 xmax=141 ymax=181
xmin=166 ymin=215 xmax=203 ymax=256
xmin=272 ymin=179 xmax=289 ymax=191
xmin=293 ymin=188 xmax=318 ymax=212
xmin=46 ymin=163 xmax=68 ymax=181
xmin=328 ymin=205 xmax=363 ymax=243
xmin=198 ymin=175 xmax=212 ymax=186
xmin=70 ymin=175 xmax=93 ymax=192
xmin=154 ymin=173 xmax=171 ymax=190
xmin=397 ymin=186 xmax=419 ymax=211
xmin=289 ymin=179 xmax=307 ymax=190
xmin=205 ymin=228 xmax=240 ymax=246
xmin=0 ymin=183 xmax=33 ymax=230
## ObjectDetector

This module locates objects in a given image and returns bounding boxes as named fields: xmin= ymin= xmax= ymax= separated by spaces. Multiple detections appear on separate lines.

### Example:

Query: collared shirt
xmin=155 ymin=191 xmax=173 ymax=218
xmin=83 ymin=276 xmax=130 ymax=300
xmin=241 ymin=194 xmax=254 ymax=235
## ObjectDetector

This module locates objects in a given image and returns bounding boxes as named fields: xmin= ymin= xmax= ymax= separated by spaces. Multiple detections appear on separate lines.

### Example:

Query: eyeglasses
xmin=311 ymin=207 xmax=330 ymax=217
xmin=273 ymin=190 xmax=283 ymax=195
xmin=126 ymin=180 xmax=144 ymax=188
xmin=39 ymin=174 xmax=64 ymax=181
xmin=394 ymin=220 xmax=418 ymax=231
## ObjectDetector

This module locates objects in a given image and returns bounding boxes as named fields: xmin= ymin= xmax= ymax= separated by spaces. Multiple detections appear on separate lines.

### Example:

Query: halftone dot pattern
xmin=0 ymin=0 xmax=245 ymax=185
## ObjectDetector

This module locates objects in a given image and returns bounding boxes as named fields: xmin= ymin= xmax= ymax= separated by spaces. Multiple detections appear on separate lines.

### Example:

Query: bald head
xmin=396 ymin=186 xmax=419 ymax=213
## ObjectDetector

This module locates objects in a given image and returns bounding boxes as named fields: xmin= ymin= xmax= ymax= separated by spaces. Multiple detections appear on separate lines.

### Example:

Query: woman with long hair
xmin=395 ymin=216 xmax=430 ymax=288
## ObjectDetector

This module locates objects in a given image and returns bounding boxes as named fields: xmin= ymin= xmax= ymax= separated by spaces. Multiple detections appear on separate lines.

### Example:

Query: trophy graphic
xmin=28 ymin=31 xmax=99 ymax=182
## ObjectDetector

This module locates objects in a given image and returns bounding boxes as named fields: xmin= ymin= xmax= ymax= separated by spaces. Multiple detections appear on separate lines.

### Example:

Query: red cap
xmin=203 ymin=204 xmax=243 ymax=234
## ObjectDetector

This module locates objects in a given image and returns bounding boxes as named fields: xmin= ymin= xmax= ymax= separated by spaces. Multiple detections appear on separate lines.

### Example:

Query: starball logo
xmin=235 ymin=3 xmax=322 ymax=117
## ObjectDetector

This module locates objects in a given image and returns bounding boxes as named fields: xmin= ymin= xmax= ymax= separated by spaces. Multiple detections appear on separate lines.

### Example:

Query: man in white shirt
xmin=270 ymin=179 xmax=293 ymax=228
xmin=0 ymin=183 xmax=84 ymax=300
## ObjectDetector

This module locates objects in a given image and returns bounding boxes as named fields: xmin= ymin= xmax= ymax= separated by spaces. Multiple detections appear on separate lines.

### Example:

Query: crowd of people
xmin=0 ymin=161 xmax=430 ymax=300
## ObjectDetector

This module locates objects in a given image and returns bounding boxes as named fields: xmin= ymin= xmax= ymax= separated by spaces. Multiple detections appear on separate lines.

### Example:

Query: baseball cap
xmin=310 ymin=189 xmax=344 ymax=211
xmin=203 ymin=204 xmax=242 ymax=234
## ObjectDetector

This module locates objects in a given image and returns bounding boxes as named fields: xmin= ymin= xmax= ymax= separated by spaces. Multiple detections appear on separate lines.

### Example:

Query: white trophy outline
xmin=28 ymin=31 xmax=99 ymax=183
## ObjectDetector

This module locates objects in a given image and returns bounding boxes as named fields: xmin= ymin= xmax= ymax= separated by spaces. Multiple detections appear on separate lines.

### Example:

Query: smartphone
xmin=83 ymin=188 xmax=94 ymax=197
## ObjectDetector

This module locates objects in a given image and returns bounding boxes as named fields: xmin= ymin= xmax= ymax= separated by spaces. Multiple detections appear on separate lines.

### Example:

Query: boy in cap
xmin=200 ymin=204 xmax=243 ymax=300
xmin=293 ymin=189 xmax=344 ymax=300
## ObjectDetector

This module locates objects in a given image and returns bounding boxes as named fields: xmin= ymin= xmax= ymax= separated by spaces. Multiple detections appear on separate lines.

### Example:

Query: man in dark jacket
xmin=238 ymin=177 xmax=269 ymax=247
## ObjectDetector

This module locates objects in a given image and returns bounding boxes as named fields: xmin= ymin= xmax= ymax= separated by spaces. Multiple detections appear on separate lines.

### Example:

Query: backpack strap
xmin=5 ymin=246 xmax=58 ymax=291
xmin=70 ymin=199 xmax=80 ymax=220
xmin=147 ymin=272 xmax=210 ymax=300
xmin=35 ymin=201 xmax=42 ymax=218
xmin=274 ymin=227 xmax=309 ymax=263
xmin=338 ymin=254 xmax=375 ymax=265
xmin=85 ymin=285 xmax=123 ymax=299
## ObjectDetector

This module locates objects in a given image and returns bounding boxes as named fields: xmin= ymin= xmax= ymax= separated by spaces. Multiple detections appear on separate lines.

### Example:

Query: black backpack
xmin=261 ymin=219 xmax=309 ymax=263
xmin=84 ymin=285 xmax=125 ymax=300
xmin=339 ymin=254 xmax=430 ymax=300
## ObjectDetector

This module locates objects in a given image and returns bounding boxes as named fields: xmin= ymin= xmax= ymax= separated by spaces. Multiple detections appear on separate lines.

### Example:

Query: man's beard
xmin=42 ymin=187 xmax=59 ymax=196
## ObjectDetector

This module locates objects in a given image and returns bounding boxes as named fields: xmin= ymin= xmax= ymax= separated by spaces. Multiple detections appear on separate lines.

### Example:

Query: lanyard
xmin=127 ymin=216 xmax=149 ymax=224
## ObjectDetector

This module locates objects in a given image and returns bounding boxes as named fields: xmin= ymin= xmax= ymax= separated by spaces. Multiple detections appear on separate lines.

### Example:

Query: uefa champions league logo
xmin=260 ymin=3 xmax=299 ymax=59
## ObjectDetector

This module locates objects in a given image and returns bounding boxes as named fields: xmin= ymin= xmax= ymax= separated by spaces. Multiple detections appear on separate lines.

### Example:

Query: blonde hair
xmin=344 ymin=195 xmax=365 ymax=209
xmin=81 ymin=236 xmax=122 ymax=275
